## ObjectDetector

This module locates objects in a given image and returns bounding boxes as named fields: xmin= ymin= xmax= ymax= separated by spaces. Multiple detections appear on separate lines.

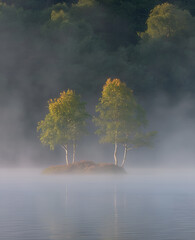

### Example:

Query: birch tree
xmin=37 ymin=90 xmax=89 ymax=165
xmin=94 ymin=78 xmax=155 ymax=167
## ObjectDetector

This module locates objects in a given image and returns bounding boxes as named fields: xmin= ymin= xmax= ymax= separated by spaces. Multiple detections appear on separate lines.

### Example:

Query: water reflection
xmin=113 ymin=185 xmax=118 ymax=235
xmin=1 ymin=172 xmax=195 ymax=240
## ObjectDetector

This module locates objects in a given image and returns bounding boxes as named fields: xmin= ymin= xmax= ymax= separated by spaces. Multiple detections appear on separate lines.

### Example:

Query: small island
xmin=38 ymin=79 xmax=155 ymax=175
xmin=42 ymin=160 xmax=126 ymax=175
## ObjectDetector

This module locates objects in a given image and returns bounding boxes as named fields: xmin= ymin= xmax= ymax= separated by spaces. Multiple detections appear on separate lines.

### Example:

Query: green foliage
xmin=37 ymin=113 xmax=56 ymax=150
xmin=51 ymin=9 xmax=69 ymax=22
xmin=50 ymin=3 xmax=69 ymax=23
xmin=75 ymin=0 xmax=96 ymax=8
xmin=37 ymin=90 xmax=89 ymax=150
xmin=94 ymin=78 xmax=154 ymax=148
xmin=139 ymin=3 xmax=194 ymax=39
xmin=0 ymin=2 xmax=24 ymax=27
xmin=2 ymin=0 xmax=66 ymax=10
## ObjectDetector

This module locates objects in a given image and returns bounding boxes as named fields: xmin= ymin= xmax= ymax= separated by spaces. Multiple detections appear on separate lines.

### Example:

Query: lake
xmin=1 ymin=169 xmax=195 ymax=240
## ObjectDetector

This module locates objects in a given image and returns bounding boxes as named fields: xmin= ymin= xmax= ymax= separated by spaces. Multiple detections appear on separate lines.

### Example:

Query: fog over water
xmin=1 ymin=87 xmax=195 ymax=239
xmin=1 ymin=169 xmax=195 ymax=240
xmin=0 ymin=2 xmax=195 ymax=239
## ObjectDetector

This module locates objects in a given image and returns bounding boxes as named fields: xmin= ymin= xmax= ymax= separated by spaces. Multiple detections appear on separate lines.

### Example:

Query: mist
xmin=0 ymin=0 xmax=194 ymax=170
xmin=1 ymin=167 xmax=195 ymax=240
xmin=1 ymin=2 xmax=195 ymax=240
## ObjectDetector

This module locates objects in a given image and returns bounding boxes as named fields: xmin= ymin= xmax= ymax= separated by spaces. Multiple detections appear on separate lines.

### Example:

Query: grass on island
xmin=42 ymin=160 xmax=126 ymax=175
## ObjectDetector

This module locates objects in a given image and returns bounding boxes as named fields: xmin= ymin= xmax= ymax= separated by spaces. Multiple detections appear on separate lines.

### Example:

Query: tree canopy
xmin=94 ymin=78 xmax=155 ymax=166
xmin=37 ymin=90 xmax=89 ymax=164
xmin=139 ymin=3 xmax=194 ymax=39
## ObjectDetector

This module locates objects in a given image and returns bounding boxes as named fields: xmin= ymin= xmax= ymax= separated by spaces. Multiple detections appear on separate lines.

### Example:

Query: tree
xmin=93 ymin=78 xmax=155 ymax=167
xmin=138 ymin=3 xmax=194 ymax=40
xmin=37 ymin=90 xmax=89 ymax=165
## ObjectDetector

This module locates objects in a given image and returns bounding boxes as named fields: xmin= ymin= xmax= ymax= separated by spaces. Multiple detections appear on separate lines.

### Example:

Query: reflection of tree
xmin=65 ymin=184 xmax=68 ymax=205
xmin=113 ymin=185 xmax=119 ymax=237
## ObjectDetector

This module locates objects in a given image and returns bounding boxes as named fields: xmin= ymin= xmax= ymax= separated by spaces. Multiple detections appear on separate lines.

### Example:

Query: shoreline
xmin=42 ymin=160 xmax=126 ymax=175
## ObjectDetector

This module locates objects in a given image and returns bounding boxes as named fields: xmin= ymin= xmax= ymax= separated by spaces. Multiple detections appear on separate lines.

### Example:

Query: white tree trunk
xmin=64 ymin=144 xmax=69 ymax=165
xmin=121 ymin=144 xmax=127 ymax=167
xmin=72 ymin=142 xmax=76 ymax=164
xmin=61 ymin=145 xmax=69 ymax=165
xmin=114 ymin=142 xmax=118 ymax=165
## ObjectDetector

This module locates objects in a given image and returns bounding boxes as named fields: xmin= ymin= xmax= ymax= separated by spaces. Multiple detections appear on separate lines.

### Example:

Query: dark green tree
xmin=138 ymin=3 xmax=194 ymax=40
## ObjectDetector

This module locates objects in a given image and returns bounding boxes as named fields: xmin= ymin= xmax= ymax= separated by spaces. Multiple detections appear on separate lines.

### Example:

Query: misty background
xmin=0 ymin=0 xmax=195 ymax=167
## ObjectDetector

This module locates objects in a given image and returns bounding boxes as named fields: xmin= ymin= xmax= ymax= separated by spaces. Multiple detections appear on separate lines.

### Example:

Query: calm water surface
xmin=1 ymin=169 xmax=195 ymax=240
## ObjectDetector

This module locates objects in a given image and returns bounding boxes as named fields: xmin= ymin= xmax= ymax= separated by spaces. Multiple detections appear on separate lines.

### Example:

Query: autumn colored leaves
xmin=37 ymin=79 xmax=155 ymax=166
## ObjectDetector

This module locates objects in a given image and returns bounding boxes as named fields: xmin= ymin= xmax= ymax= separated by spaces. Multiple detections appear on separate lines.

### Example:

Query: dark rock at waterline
xmin=42 ymin=160 xmax=126 ymax=175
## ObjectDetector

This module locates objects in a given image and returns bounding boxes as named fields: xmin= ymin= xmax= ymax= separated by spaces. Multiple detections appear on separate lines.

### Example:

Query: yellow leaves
xmin=103 ymin=78 xmax=126 ymax=89
xmin=51 ymin=9 xmax=69 ymax=23
xmin=75 ymin=0 xmax=96 ymax=8
xmin=37 ymin=89 xmax=89 ymax=150
xmin=94 ymin=78 xmax=141 ymax=144
xmin=101 ymin=78 xmax=133 ymax=109
xmin=48 ymin=89 xmax=77 ymax=116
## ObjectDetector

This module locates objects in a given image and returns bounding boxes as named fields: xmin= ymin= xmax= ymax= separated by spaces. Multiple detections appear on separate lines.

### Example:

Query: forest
xmin=0 ymin=0 xmax=194 ymax=165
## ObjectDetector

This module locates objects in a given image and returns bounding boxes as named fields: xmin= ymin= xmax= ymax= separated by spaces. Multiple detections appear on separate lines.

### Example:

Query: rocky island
xmin=42 ymin=161 xmax=126 ymax=175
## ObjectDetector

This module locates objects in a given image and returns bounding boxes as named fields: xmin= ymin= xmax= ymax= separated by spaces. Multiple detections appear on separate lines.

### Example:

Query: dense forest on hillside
xmin=0 ymin=0 xmax=195 ymax=165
